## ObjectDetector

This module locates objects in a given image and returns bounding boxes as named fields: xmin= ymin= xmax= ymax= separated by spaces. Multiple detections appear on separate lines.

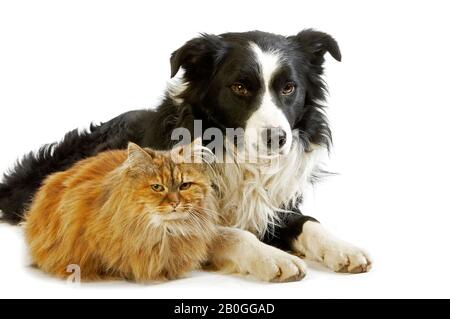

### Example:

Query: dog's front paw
xmin=295 ymin=221 xmax=372 ymax=274
xmin=321 ymin=242 xmax=372 ymax=273
xmin=248 ymin=243 xmax=307 ymax=282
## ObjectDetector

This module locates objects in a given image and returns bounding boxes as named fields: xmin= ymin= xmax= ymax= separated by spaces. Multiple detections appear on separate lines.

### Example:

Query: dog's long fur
xmin=0 ymin=29 xmax=371 ymax=276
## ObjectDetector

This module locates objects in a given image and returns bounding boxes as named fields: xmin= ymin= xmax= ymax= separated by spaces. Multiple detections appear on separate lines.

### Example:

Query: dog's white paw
xmin=321 ymin=242 xmax=372 ymax=273
xmin=295 ymin=221 xmax=372 ymax=274
xmin=212 ymin=228 xmax=307 ymax=283
xmin=246 ymin=243 xmax=307 ymax=282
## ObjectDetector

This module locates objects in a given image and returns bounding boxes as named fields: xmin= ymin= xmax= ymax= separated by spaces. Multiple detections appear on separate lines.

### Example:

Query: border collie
xmin=0 ymin=29 xmax=371 ymax=281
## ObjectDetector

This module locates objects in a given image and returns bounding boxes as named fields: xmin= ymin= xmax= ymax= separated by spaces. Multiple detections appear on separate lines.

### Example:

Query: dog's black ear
xmin=289 ymin=29 xmax=341 ymax=65
xmin=170 ymin=34 xmax=226 ymax=79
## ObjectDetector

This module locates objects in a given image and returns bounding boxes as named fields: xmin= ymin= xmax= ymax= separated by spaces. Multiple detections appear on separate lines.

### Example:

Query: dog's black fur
xmin=0 ymin=29 xmax=339 ymax=250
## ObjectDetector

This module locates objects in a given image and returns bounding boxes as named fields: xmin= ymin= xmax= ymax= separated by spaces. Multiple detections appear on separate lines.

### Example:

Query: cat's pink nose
xmin=169 ymin=201 xmax=178 ymax=208
xmin=167 ymin=193 xmax=180 ymax=209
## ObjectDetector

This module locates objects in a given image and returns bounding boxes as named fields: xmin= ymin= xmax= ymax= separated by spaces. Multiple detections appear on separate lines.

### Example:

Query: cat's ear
xmin=170 ymin=137 xmax=207 ymax=164
xmin=127 ymin=142 xmax=155 ymax=169
xmin=188 ymin=137 xmax=203 ymax=152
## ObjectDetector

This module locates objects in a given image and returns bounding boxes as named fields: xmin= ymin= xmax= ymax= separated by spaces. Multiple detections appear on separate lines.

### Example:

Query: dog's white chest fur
xmin=214 ymin=140 xmax=324 ymax=237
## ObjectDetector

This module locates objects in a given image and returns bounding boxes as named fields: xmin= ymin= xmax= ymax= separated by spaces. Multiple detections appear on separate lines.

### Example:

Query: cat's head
xmin=123 ymin=140 xmax=215 ymax=226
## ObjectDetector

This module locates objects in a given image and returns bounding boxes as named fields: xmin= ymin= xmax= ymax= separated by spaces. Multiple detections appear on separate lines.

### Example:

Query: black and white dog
xmin=0 ymin=29 xmax=371 ymax=281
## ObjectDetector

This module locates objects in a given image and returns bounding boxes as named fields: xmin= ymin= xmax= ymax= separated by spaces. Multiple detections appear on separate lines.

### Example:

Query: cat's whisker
xmin=189 ymin=215 xmax=213 ymax=229
xmin=189 ymin=205 xmax=219 ymax=216
xmin=193 ymin=207 xmax=218 ymax=214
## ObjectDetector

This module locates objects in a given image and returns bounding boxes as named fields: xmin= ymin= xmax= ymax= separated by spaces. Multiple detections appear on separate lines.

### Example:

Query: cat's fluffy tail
xmin=0 ymin=126 xmax=103 ymax=224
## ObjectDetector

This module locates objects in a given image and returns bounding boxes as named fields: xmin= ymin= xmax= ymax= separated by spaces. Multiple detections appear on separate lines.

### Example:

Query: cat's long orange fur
xmin=24 ymin=143 xmax=218 ymax=282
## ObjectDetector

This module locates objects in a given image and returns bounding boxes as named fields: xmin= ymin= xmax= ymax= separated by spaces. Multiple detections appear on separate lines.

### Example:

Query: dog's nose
xmin=262 ymin=127 xmax=287 ymax=149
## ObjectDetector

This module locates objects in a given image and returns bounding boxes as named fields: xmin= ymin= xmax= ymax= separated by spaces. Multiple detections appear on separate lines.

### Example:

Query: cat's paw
xmin=321 ymin=242 xmax=372 ymax=273
xmin=248 ymin=244 xmax=307 ymax=282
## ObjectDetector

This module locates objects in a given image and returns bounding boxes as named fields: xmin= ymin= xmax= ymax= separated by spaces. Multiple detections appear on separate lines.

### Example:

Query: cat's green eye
xmin=179 ymin=182 xmax=192 ymax=190
xmin=151 ymin=184 xmax=165 ymax=192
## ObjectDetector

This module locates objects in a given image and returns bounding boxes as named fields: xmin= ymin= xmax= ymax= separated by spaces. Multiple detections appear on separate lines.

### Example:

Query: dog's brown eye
xmin=282 ymin=82 xmax=295 ymax=95
xmin=230 ymin=82 xmax=250 ymax=96
xmin=179 ymin=182 xmax=192 ymax=190
xmin=151 ymin=184 xmax=165 ymax=192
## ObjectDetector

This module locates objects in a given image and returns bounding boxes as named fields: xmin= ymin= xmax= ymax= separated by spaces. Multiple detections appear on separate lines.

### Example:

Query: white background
xmin=1 ymin=0 xmax=449 ymax=299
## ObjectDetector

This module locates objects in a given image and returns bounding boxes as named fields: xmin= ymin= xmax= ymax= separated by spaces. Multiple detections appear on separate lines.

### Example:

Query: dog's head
xmin=169 ymin=30 xmax=341 ymax=155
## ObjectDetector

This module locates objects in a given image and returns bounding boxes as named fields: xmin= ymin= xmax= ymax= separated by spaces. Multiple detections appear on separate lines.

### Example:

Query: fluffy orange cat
xmin=24 ymin=141 xmax=218 ymax=282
